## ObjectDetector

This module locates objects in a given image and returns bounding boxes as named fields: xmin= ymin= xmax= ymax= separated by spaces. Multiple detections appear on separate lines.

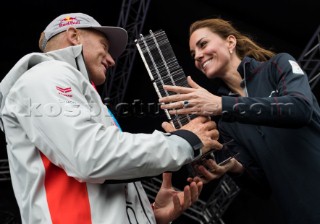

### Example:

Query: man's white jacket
xmin=0 ymin=45 xmax=197 ymax=224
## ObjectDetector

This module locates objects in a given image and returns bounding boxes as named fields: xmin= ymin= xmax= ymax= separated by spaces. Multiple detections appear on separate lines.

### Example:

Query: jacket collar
xmin=238 ymin=56 xmax=263 ymax=79
xmin=46 ymin=45 xmax=89 ymax=80
xmin=216 ymin=56 xmax=262 ymax=97
xmin=0 ymin=45 xmax=89 ymax=126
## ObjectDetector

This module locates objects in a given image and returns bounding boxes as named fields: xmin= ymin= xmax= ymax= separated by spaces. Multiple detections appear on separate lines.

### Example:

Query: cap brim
xmin=93 ymin=26 xmax=128 ymax=59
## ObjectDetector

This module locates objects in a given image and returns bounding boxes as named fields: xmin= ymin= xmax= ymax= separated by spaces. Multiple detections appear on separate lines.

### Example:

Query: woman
xmin=159 ymin=18 xmax=320 ymax=224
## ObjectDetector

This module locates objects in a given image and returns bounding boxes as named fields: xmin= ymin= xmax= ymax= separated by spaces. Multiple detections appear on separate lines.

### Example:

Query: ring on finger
xmin=182 ymin=100 xmax=190 ymax=108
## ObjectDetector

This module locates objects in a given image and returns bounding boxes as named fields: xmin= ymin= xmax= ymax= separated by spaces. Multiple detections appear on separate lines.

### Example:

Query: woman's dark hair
xmin=190 ymin=18 xmax=275 ymax=61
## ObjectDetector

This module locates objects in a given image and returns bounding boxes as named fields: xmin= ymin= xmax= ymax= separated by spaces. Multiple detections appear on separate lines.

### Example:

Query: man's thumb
xmin=162 ymin=121 xmax=175 ymax=132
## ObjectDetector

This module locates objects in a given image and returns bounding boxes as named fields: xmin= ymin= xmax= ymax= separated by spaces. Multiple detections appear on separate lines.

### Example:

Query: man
xmin=0 ymin=13 xmax=221 ymax=223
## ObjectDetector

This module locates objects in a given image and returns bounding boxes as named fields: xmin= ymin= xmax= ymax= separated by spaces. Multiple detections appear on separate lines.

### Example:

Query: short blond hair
xmin=39 ymin=31 xmax=68 ymax=52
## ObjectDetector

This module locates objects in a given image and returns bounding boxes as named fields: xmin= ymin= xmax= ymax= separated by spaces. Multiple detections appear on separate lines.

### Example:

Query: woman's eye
xmin=200 ymin=41 xmax=207 ymax=48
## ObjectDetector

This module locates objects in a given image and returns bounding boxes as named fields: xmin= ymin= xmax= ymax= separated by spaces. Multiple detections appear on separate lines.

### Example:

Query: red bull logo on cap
xmin=59 ymin=16 xmax=80 ymax=28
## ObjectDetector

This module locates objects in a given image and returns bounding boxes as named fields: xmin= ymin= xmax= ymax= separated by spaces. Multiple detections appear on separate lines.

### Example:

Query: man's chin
xmin=93 ymin=77 xmax=106 ymax=86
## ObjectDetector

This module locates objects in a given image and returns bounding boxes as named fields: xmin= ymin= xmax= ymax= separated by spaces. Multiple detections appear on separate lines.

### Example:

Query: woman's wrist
xmin=229 ymin=159 xmax=244 ymax=173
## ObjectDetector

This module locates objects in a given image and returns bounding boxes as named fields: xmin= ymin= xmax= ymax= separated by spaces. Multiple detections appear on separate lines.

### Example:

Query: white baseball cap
xmin=40 ymin=12 xmax=128 ymax=58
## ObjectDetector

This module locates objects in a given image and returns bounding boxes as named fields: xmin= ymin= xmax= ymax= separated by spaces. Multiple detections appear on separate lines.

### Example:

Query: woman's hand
xmin=153 ymin=172 xmax=203 ymax=224
xmin=188 ymin=158 xmax=244 ymax=184
xmin=159 ymin=76 xmax=222 ymax=116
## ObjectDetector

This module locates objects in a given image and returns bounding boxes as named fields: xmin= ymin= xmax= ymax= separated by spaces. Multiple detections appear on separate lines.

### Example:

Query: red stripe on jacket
xmin=40 ymin=152 xmax=92 ymax=224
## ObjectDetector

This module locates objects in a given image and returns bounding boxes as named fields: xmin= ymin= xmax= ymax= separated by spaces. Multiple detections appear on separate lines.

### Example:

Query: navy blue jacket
xmin=218 ymin=53 xmax=320 ymax=224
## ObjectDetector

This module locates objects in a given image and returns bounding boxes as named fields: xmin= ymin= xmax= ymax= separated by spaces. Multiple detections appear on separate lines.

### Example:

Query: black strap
xmin=171 ymin=129 xmax=203 ymax=157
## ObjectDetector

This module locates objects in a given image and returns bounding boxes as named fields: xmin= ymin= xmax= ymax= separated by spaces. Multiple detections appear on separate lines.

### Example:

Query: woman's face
xmin=189 ymin=27 xmax=232 ymax=79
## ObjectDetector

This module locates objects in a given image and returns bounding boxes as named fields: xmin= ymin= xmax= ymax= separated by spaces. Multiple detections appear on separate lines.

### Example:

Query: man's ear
xmin=65 ymin=27 xmax=81 ymax=45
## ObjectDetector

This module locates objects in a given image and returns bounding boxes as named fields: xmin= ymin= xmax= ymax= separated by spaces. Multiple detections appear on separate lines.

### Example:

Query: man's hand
xmin=153 ymin=172 xmax=203 ymax=224
xmin=162 ymin=116 xmax=223 ymax=154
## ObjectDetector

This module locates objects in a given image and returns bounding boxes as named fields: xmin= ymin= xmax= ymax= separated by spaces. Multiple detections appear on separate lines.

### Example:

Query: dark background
xmin=0 ymin=0 xmax=319 ymax=223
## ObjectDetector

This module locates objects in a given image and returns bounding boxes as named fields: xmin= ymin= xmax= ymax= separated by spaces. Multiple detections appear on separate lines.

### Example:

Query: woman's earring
xmin=229 ymin=50 xmax=233 ymax=54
